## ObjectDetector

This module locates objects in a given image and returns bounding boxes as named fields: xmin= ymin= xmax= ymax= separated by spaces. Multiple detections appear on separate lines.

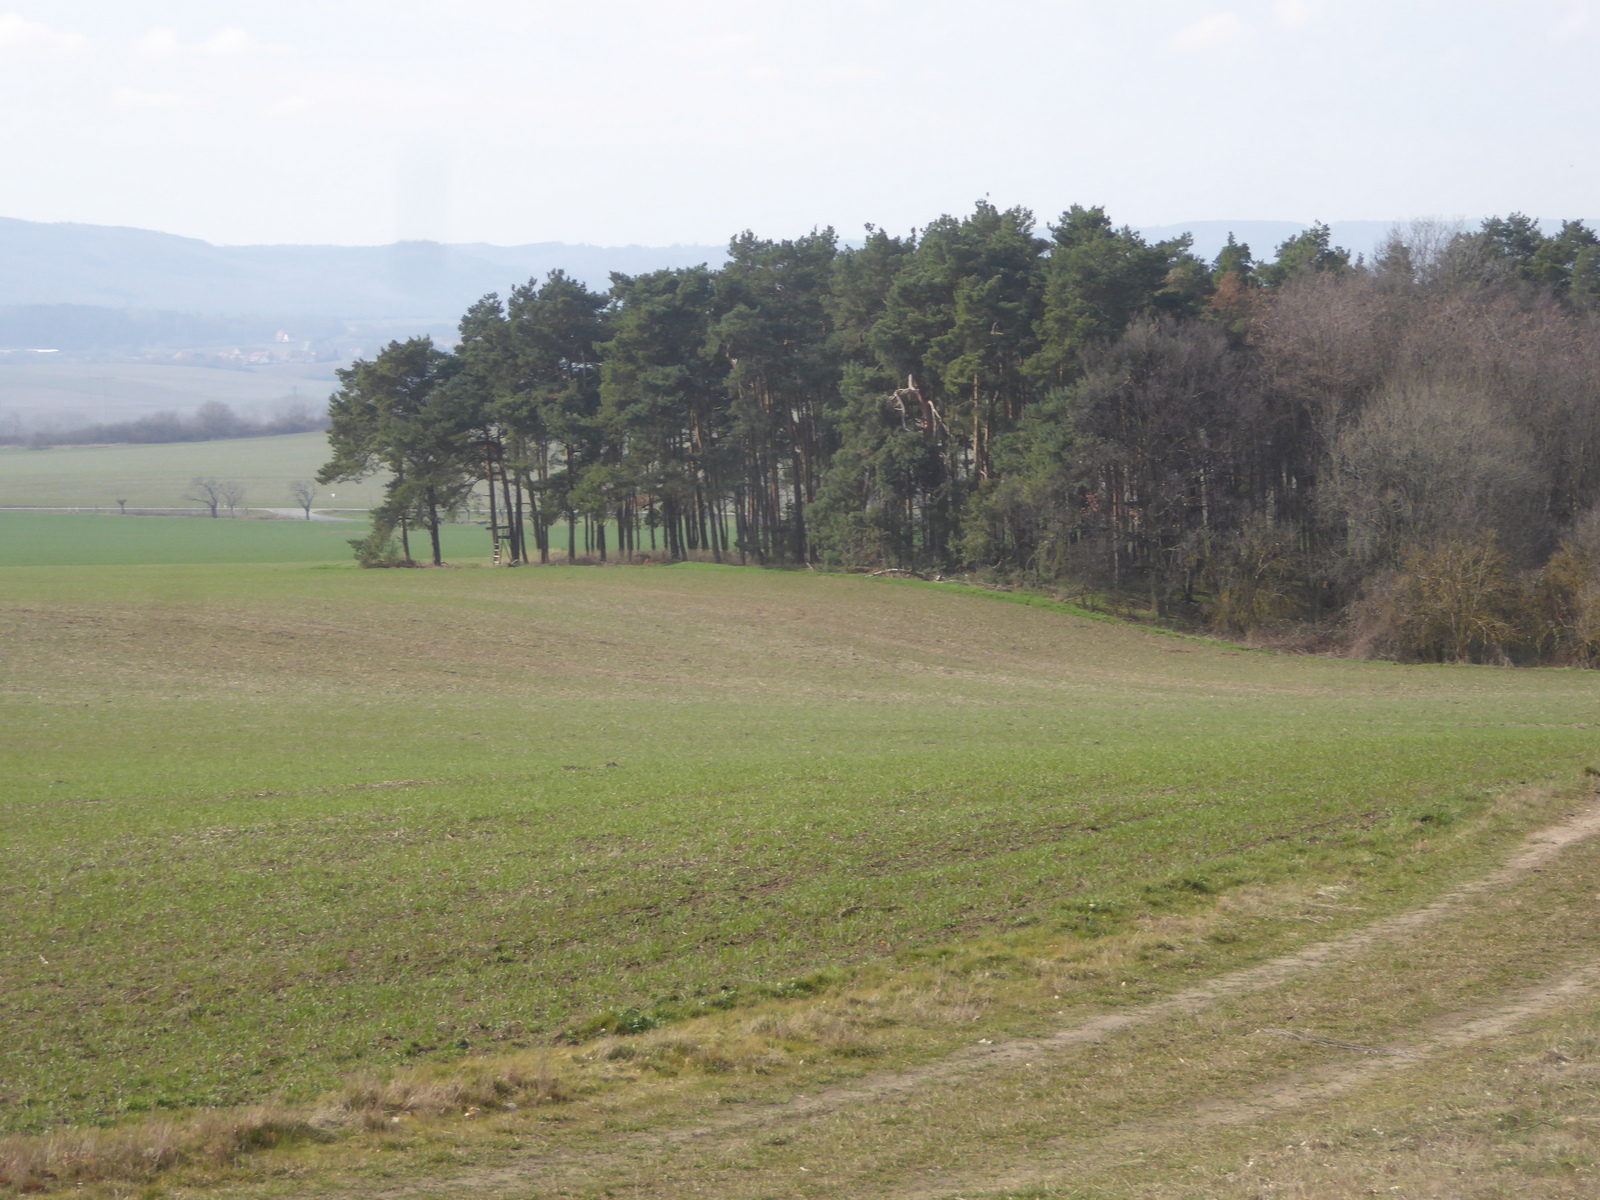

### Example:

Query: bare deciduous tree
xmin=1372 ymin=218 xmax=1467 ymax=292
xmin=1206 ymin=517 xmax=1308 ymax=634
xmin=186 ymin=477 xmax=222 ymax=518
xmin=1531 ymin=507 xmax=1600 ymax=665
xmin=218 ymin=480 xmax=247 ymax=518
xmin=1326 ymin=382 xmax=1548 ymax=569
xmin=1384 ymin=535 xmax=1519 ymax=663
xmin=289 ymin=480 xmax=317 ymax=520
xmin=1253 ymin=269 xmax=1403 ymax=431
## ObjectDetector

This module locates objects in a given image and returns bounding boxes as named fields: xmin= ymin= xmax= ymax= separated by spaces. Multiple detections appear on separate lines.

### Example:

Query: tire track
xmin=1203 ymin=959 xmax=1600 ymax=1126
xmin=372 ymin=794 xmax=1600 ymax=1197
xmin=664 ymin=794 xmax=1600 ymax=1142
xmin=899 ymin=958 xmax=1600 ymax=1200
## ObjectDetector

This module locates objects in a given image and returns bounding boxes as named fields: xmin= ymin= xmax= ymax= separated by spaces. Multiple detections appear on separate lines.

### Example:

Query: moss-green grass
xmin=1 ymin=558 xmax=1597 ymax=1138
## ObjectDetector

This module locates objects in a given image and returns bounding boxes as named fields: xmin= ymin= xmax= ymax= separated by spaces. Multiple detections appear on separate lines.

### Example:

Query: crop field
xmin=0 ymin=513 xmax=491 ymax=568
xmin=2 ymin=542 xmax=1599 ymax=1196
xmin=0 ymin=433 xmax=388 ymax=512
xmin=0 ymin=513 xmax=680 ymax=568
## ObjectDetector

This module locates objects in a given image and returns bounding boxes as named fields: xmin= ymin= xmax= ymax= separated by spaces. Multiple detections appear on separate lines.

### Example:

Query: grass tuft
xmin=337 ymin=1056 xmax=568 ymax=1123
xmin=0 ymin=1107 xmax=324 ymax=1193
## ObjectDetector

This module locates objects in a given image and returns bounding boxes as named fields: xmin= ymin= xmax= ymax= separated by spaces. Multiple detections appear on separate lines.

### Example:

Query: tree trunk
xmin=514 ymin=472 xmax=528 ymax=562
xmin=426 ymin=490 xmax=442 ymax=566
xmin=524 ymin=474 xmax=547 ymax=564
xmin=790 ymin=446 xmax=807 ymax=562
xmin=535 ymin=442 xmax=551 ymax=563
xmin=486 ymin=449 xmax=500 ymax=564
xmin=499 ymin=450 xmax=518 ymax=563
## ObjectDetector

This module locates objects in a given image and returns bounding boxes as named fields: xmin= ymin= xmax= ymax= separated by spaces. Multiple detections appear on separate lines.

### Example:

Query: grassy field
xmin=0 ymin=512 xmax=666 ymax=567
xmin=0 ymin=512 xmax=492 ymax=567
xmin=2 ymin=532 xmax=1599 ymax=1195
xmin=0 ymin=433 xmax=389 ymax=511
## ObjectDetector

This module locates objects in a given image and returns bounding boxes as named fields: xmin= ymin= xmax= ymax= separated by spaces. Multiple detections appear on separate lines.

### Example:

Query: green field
xmin=0 ymin=512 xmax=667 ymax=568
xmin=0 ymin=432 xmax=388 ymax=511
xmin=0 ymin=512 xmax=491 ymax=567
xmin=4 ymin=540 xmax=1599 ymax=1142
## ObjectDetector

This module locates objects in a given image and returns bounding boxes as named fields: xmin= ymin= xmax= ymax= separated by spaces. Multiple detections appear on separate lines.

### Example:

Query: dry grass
xmin=337 ymin=1055 xmax=568 ymax=1126
xmin=0 ymin=1056 xmax=569 ymax=1194
xmin=1083 ymin=1008 xmax=1600 ymax=1200
xmin=0 ymin=1106 xmax=321 ymax=1193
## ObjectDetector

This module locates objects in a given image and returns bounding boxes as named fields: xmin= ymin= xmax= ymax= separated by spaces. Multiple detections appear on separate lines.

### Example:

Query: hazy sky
xmin=2 ymin=1 xmax=1595 ymax=247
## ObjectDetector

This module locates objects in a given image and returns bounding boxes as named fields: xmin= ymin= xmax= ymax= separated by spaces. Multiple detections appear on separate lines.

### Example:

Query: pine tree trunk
xmin=499 ymin=452 xmax=517 ymax=563
xmin=426 ymin=490 xmax=442 ymax=566
xmin=485 ymin=450 xmax=499 ymax=564
xmin=514 ymin=471 xmax=528 ymax=562
xmin=790 ymin=446 xmax=807 ymax=562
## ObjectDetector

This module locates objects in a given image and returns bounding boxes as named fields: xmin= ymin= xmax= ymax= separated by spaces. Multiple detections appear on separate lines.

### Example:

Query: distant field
xmin=0 ymin=512 xmax=497 ymax=566
xmin=0 ymin=432 xmax=389 ymax=510
xmin=4 ymin=557 xmax=1598 ymax=1150
xmin=0 ymin=512 xmax=657 ymax=566
xmin=0 ymin=357 xmax=337 ymax=427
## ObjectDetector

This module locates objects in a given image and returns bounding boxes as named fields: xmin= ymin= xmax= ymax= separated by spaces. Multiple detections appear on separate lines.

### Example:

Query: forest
xmin=319 ymin=206 xmax=1600 ymax=666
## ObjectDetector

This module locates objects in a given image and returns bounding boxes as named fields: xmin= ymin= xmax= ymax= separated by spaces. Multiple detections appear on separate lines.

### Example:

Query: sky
xmin=1 ymin=0 xmax=1595 ymax=248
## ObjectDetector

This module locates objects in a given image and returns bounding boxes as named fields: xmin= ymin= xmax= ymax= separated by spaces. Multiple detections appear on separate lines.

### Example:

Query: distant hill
xmin=0 ymin=305 xmax=313 ymax=355
xmin=0 ymin=217 xmax=728 ymax=322
xmin=8 ymin=215 xmax=1575 ymax=331
xmin=3 ymin=215 xmax=1536 ymax=360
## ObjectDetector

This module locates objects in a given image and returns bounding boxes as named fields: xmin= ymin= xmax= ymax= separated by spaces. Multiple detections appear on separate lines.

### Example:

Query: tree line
xmin=319 ymin=206 xmax=1600 ymax=665
xmin=12 ymin=400 xmax=327 ymax=449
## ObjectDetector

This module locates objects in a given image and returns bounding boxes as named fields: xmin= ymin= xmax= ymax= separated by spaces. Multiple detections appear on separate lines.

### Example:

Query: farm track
xmin=890 ymin=958 xmax=1600 ymax=1200
xmin=365 ymin=792 xmax=1600 ymax=1199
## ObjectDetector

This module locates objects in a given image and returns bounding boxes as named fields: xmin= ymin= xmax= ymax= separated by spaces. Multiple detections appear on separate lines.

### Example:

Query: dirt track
xmin=360 ymin=793 xmax=1600 ymax=1199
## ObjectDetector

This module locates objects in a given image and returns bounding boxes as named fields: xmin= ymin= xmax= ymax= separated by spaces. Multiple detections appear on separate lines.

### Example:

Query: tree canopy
xmin=321 ymin=207 xmax=1600 ymax=664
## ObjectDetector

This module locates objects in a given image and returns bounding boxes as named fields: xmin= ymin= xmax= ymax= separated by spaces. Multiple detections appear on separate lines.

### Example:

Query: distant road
xmin=262 ymin=508 xmax=361 ymax=522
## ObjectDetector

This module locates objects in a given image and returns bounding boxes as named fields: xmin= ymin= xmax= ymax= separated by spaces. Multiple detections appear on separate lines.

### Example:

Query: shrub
xmin=348 ymin=530 xmax=407 ymax=568
xmin=1377 ymin=535 xmax=1521 ymax=663
xmin=1528 ymin=510 xmax=1600 ymax=665
xmin=1206 ymin=518 xmax=1308 ymax=634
